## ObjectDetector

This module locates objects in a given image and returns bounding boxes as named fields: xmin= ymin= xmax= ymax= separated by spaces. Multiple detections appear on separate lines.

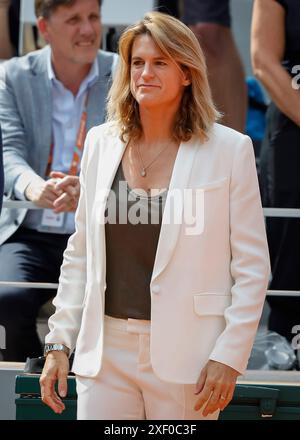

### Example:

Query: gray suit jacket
xmin=0 ymin=126 xmax=3 ymax=215
xmin=0 ymin=46 xmax=117 ymax=245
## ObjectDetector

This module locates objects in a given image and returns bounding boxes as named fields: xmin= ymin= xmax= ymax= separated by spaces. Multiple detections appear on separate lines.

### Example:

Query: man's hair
xmin=107 ymin=11 xmax=220 ymax=144
xmin=35 ymin=0 xmax=102 ymax=19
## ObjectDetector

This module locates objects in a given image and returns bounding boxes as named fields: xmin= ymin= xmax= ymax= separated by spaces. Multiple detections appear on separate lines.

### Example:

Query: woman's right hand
xmin=40 ymin=352 xmax=69 ymax=414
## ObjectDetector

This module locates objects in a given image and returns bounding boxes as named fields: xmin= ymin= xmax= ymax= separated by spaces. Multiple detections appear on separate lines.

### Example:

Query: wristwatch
xmin=44 ymin=343 xmax=70 ymax=357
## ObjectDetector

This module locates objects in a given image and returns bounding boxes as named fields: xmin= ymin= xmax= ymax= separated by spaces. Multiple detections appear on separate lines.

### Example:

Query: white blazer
xmin=46 ymin=122 xmax=270 ymax=383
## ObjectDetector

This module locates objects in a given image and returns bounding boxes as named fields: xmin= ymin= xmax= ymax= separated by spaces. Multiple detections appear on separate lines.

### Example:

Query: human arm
xmin=50 ymin=171 xmax=80 ymax=213
xmin=40 ymin=351 xmax=70 ymax=414
xmin=24 ymin=171 xmax=80 ymax=212
xmin=23 ymin=175 xmax=63 ymax=208
xmin=251 ymin=0 xmax=300 ymax=126
xmin=0 ymin=126 xmax=3 ymax=213
xmin=0 ymin=60 xmax=79 ymax=209
xmin=195 ymin=135 xmax=270 ymax=415
xmin=0 ymin=59 xmax=43 ymax=200
xmin=194 ymin=360 xmax=239 ymax=416
xmin=40 ymin=131 xmax=93 ymax=412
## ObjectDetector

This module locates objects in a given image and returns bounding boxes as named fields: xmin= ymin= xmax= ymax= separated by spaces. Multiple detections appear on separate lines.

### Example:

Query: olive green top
xmin=104 ymin=162 xmax=168 ymax=320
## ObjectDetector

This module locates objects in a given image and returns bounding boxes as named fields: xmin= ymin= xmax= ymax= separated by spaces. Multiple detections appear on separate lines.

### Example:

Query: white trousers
xmin=76 ymin=315 xmax=219 ymax=420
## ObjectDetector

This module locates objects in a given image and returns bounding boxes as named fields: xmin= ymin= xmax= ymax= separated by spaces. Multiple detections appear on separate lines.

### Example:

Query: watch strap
xmin=44 ymin=343 xmax=70 ymax=357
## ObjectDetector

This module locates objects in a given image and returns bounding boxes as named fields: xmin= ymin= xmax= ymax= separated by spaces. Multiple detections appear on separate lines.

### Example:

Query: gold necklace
xmin=136 ymin=142 xmax=172 ymax=177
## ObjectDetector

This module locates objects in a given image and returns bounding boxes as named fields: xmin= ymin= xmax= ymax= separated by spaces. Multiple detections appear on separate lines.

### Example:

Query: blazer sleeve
xmin=0 ymin=126 xmax=4 ymax=214
xmin=209 ymin=135 xmax=271 ymax=375
xmin=0 ymin=60 xmax=39 ymax=199
xmin=45 ymin=129 xmax=94 ymax=352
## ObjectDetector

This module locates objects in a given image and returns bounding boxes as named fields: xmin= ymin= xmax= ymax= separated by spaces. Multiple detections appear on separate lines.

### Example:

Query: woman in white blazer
xmin=40 ymin=12 xmax=270 ymax=420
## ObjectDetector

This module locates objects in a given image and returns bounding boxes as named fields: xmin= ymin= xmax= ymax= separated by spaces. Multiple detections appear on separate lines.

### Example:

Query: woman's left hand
xmin=194 ymin=360 xmax=239 ymax=416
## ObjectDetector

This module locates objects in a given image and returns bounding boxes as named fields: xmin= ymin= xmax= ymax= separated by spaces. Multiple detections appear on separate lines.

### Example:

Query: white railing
xmin=263 ymin=208 xmax=300 ymax=218
xmin=3 ymin=201 xmax=39 ymax=210
xmin=1 ymin=201 xmax=300 ymax=296
xmin=0 ymin=281 xmax=58 ymax=289
xmin=4 ymin=201 xmax=300 ymax=217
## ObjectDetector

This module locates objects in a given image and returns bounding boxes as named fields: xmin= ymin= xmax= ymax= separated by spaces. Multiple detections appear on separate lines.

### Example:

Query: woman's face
xmin=130 ymin=34 xmax=190 ymax=111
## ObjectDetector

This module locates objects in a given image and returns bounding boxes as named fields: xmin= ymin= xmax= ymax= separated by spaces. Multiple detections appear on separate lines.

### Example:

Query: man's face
xmin=39 ymin=0 xmax=102 ymax=66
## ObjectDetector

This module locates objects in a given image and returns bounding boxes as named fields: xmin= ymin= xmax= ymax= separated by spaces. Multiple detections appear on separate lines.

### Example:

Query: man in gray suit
xmin=0 ymin=0 xmax=118 ymax=361
xmin=0 ymin=126 xmax=3 ymax=215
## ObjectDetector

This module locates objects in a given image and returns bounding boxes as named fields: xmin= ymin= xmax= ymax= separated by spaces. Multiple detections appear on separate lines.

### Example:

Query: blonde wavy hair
xmin=107 ymin=11 xmax=220 ymax=143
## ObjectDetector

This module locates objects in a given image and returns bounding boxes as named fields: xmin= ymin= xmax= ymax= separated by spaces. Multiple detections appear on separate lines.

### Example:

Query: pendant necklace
xmin=137 ymin=142 xmax=171 ymax=177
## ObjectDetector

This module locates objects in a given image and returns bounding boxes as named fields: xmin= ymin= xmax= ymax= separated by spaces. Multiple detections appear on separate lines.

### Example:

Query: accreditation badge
xmin=38 ymin=209 xmax=65 ymax=232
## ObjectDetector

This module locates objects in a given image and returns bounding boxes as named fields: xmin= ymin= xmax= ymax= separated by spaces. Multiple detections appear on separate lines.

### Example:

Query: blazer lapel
xmin=92 ymin=130 xmax=127 ymax=282
xmin=87 ymin=51 xmax=115 ymax=130
xmin=91 ymin=128 xmax=199 ymax=285
xmin=94 ymin=133 xmax=126 ymax=204
xmin=151 ymin=137 xmax=199 ymax=283
xmin=30 ymin=48 xmax=52 ymax=177
xmin=87 ymin=80 xmax=105 ymax=130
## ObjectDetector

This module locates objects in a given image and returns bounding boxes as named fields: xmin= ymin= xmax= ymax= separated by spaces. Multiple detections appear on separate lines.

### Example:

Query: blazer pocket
xmin=193 ymin=293 xmax=231 ymax=316
xmin=198 ymin=177 xmax=228 ymax=192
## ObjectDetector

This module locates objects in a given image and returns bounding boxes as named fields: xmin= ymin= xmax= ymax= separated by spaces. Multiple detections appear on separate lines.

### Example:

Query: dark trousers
xmin=260 ymin=103 xmax=300 ymax=341
xmin=267 ymin=217 xmax=300 ymax=341
xmin=0 ymin=227 xmax=70 ymax=361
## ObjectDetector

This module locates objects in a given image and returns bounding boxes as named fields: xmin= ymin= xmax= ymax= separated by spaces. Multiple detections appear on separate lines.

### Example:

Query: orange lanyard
xmin=46 ymin=92 xmax=89 ymax=177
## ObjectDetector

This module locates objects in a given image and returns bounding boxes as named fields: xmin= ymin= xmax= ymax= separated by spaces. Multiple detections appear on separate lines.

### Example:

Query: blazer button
xmin=152 ymin=285 xmax=160 ymax=294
